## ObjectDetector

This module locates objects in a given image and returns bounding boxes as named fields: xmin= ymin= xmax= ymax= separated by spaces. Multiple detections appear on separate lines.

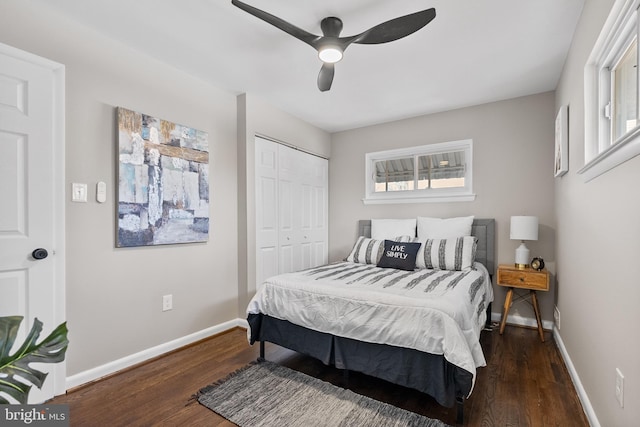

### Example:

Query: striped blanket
xmin=247 ymin=261 xmax=493 ymax=387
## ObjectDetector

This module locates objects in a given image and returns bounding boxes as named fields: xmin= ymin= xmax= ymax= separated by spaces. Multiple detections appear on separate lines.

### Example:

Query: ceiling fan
xmin=231 ymin=1 xmax=436 ymax=92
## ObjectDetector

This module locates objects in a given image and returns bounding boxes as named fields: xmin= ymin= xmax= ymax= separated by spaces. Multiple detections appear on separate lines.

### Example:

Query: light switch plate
xmin=72 ymin=183 xmax=87 ymax=202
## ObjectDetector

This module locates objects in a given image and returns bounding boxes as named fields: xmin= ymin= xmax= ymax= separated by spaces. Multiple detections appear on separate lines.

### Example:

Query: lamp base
xmin=514 ymin=241 xmax=530 ymax=270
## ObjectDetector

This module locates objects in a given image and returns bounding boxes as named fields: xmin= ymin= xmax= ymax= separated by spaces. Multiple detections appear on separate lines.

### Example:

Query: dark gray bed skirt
xmin=247 ymin=313 xmax=473 ymax=408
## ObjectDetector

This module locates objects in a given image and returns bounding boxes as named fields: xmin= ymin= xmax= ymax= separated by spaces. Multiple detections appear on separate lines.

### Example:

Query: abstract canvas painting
xmin=117 ymin=107 xmax=209 ymax=247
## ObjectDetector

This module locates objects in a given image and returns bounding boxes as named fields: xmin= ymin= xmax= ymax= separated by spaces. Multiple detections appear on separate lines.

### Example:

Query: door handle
xmin=32 ymin=248 xmax=48 ymax=260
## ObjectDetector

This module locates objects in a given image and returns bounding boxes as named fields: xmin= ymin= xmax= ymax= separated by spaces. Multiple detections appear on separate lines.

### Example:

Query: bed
xmin=247 ymin=218 xmax=495 ymax=424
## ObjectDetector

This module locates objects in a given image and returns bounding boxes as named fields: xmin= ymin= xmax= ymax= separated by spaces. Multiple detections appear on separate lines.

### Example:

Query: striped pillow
xmin=415 ymin=236 xmax=477 ymax=271
xmin=346 ymin=235 xmax=413 ymax=264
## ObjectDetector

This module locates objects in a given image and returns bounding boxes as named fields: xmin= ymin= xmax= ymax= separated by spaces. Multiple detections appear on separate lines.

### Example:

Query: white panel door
xmin=255 ymin=137 xmax=279 ymax=289
xmin=299 ymin=181 xmax=313 ymax=270
xmin=277 ymin=144 xmax=297 ymax=273
xmin=0 ymin=43 xmax=65 ymax=402
xmin=298 ymin=151 xmax=328 ymax=269
xmin=309 ymin=154 xmax=328 ymax=267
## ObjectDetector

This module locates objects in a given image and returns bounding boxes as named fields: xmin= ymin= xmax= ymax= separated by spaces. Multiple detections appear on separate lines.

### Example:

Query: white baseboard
xmin=553 ymin=327 xmax=601 ymax=427
xmin=66 ymin=318 xmax=247 ymax=390
xmin=490 ymin=311 xmax=554 ymax=330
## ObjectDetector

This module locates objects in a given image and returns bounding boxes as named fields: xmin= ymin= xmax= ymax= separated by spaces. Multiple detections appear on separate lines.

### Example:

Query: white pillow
xmin=371 ymin=219 xmax=417 ymax=240
xmin=417 ymin=216 xmax=474 ymax=239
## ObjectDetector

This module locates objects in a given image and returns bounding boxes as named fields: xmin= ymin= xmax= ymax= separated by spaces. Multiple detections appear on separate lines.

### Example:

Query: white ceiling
xmin=35 ymin=0 xmax=585 ymax=133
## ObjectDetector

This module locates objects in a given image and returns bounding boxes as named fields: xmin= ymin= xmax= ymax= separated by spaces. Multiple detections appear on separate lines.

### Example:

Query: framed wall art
xmin=117 ymin=107 xmax=209 ymax=247
xmin=554 ymin=105 xmax=569 ymax=177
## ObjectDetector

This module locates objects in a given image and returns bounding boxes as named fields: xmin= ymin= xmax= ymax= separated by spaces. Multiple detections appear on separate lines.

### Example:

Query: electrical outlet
xmin=554 ymin=306 xmax=561 ymax=330
xmin=615 ymin=368 xmax=624 ymax=408
xmin=162 ymin=294 xmax=173 ymax=312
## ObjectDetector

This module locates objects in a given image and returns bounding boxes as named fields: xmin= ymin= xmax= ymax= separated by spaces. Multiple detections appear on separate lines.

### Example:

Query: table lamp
xmin=510 ymin=216 xmax=538 ymax=269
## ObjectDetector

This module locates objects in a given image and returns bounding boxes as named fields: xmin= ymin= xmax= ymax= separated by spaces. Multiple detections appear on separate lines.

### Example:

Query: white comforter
xmin=247 ymin=261 xmax=493 ymax=386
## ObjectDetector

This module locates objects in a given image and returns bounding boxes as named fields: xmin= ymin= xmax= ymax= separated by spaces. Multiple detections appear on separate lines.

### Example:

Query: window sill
xmin=362 ymin=193 xmax=476 ymax=205
xmin=578 ymin=126 xmax=640 ymax=182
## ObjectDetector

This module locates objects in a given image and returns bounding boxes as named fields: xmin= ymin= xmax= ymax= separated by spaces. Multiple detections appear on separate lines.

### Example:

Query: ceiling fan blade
xmin=351 ymin=8 xmax=436 ymax=45
xmin=232 ymin=0 xmax=320 ymax=47
xmin=317 ymin=63 xmax=335 ymax=92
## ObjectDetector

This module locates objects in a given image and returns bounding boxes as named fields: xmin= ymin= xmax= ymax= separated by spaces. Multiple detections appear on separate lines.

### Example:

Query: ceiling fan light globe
xmin=318 ymin=46 xmax=343 ymax=63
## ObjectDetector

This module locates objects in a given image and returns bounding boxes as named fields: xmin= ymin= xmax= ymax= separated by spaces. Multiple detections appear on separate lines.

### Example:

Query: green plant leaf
xmin=0 ymin=316 xmax=69 ymax=404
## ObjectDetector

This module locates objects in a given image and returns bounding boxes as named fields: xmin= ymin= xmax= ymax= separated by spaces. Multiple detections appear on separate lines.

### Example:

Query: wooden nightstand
xmin=497 ymin=264 xmax=549 ymax=342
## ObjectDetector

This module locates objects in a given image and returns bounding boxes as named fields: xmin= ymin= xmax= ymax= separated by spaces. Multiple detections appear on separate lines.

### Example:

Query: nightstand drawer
xmin=497 ymin=267 xmax=549 ymax=291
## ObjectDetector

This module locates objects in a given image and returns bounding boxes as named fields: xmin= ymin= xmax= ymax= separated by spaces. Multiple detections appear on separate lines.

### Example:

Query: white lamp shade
xmin=510 ymin=216 xmax=538 ymax=241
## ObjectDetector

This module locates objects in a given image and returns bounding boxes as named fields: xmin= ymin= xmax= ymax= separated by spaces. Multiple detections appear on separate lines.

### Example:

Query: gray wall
xmin=329 ymin=92 xmax=557 ymax=323
xmin=556 ymin=0 xmax=639 ymax=425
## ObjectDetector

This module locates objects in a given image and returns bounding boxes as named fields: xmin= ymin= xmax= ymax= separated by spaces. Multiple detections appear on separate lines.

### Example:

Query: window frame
xmin=363 ymin=139 xmax=475 ymax=204
xmin=581 ymin=0 xmax=640 ymax=182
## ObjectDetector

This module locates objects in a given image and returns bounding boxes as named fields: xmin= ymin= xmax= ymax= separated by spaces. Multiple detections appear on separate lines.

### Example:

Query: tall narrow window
xmin=582 ymin=0 xmax=640 ymax=181
xmin=612 ymin=38 xmax=638 ymax=142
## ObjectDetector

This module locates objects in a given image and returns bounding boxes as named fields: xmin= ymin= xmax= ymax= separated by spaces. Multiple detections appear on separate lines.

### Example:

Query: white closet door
xmin=310 ymin=154 xmax=329 ymax=267
xmin=300 ymin=172 xmax=314 ymax=270
xmin=255 ymin=138 xmax=279 ymax=289
xmin=277 ymin=144 xmax=301 ymax=274
xmin=255 ymin=137 xmax=328 ymax=288
xmin=300 ymin=152 xmax=328 ymax=268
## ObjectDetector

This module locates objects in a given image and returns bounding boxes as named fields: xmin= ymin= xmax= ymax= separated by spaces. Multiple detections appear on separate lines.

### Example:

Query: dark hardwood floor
xmin=50 ymin=325 xmax=589 ymax=426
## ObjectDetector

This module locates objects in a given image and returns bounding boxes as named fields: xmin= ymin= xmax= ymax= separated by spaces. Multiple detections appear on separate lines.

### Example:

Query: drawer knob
xmin=519 ymin=277 xmax=524 ymax=282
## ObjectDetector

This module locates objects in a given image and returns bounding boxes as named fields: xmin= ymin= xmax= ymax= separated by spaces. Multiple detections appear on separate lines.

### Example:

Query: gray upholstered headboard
xmin=358 ymin=218 xmax=495 ymax=274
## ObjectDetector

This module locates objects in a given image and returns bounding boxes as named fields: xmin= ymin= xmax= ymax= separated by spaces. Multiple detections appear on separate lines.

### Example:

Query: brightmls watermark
xmin=1 ymin=405 xmax=69 ymax=426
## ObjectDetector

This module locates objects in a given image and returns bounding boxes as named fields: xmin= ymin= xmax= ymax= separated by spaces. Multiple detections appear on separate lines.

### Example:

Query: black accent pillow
xmin=377 ymin=240 xmax=422 ymax=271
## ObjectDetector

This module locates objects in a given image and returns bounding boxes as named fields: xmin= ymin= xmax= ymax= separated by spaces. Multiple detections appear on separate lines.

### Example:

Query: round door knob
xmin=32 ymin=248 xmax=48 ymax=260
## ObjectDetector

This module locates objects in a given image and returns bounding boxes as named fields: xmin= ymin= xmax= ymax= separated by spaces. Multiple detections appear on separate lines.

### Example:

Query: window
xmin=364 ymin=140 xmax=474 ymax=204
xmin=582 ymin=0 xmax=640 ymax=181
xmin=612 ymin=38 xmax=638 ymax=141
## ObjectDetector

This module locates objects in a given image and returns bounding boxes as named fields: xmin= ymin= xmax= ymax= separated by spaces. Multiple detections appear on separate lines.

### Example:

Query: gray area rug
xmin=197 ymin=360 xmax=451 ymax=427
